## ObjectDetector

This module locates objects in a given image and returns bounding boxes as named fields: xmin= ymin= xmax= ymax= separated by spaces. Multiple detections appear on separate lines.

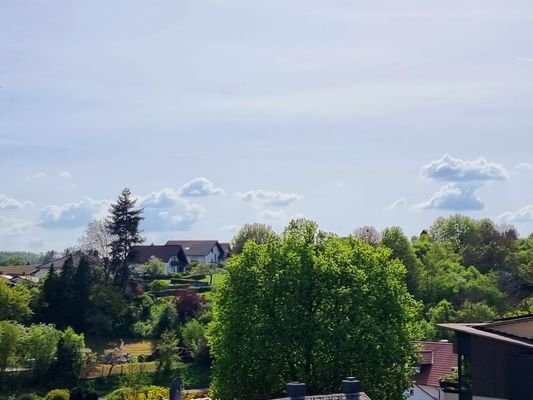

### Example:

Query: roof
xmin=413 ymin=341 xmax=457 ymax=387
xmin=219 ymin=242 xmax=232 ymax=255
xmin=440 ymin=314 xmax=533 ymax=349
xmin=38 ymin=252 xmax=84 ymax=270
xmin=130 ymin=245 xmax=188 ymax=264
xmin=0 ymin=265 xmax=39 ymax=276
xmin=165 ymin=240 xmax=223 ymax=257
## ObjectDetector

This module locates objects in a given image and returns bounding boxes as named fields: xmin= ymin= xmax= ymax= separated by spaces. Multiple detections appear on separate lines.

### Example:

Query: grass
xmin=86 ymin=338 xmax=156 ymax=356
xmin=200 ymin=271 xmax=226 ymax=287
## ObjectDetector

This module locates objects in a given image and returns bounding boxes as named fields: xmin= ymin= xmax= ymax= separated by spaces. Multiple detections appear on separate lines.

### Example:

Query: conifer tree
xmin=106 ymin=188 xmax=144 ymax=289
xmin=38 ymin=264 xmax=61 ymax=324
xmin=71 ymin=256 xmax=92 ymax=332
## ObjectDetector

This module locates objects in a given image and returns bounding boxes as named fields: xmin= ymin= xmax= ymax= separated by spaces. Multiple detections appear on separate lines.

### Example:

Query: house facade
xmin=441 ymin=315 xmax=533 ymax=400
xmin=165 ymin=240 xmax=224 ymax=264
xmin=407 ymin=341 xmax=457 ymax=400
xmin=130 ymin=244 xmax=189 ymax=274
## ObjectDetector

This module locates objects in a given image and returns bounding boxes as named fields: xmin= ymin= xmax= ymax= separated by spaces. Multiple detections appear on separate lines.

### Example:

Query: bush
xmin=105 ymin=386 xmax=168 ymax=400
xmin=181 ymin=274 xmax=206 ymax=281
xmin=44 ymin=389 xmax=70 ymax=400
xmin=148 ymin=280 xmax=170 ymax=291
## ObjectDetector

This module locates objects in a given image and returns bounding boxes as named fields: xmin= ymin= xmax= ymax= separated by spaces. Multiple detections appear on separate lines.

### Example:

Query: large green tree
xmin=106 ymin=188 xmax=144 ymax=288
xmin=0 ymin=321 xmax=24 ymax=376
xmin=0 ymin=280 xmax=32 ymax=322
xmin=231 ymin=223 xmax=276 ymax=254
xmin=209 ymin=219 xmax=420 ymax=400
xmin=381 ymin=226 xmax=422 ymax=297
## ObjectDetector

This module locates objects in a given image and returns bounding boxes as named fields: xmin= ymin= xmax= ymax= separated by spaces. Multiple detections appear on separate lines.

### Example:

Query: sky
xmin=2 ymin=0 xmax=533 ymax=252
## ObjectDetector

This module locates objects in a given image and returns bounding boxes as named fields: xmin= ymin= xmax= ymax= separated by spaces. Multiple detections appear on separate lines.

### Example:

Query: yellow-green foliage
xmin=106 ymin=386 xmax=169 ymax=400
xmin=44 ymin=389 xmax=70 ymax=400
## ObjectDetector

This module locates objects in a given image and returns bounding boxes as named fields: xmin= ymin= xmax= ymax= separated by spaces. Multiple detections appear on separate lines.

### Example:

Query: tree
xmin=353 ymin=225 xmax=382 ymax=245
xmin=0 ymin=321 xmax=24 ymax=375
xmin=143 ymin=257 xmax=166 ymax=277
xmin=20 ymin=324 xmax=60 ymax=380
xmin=209 ymin=219 xmax=420 ymax=400
xmin=78 ymin=219 xmax=114 ymax=278
xmin=54 ymin=327 xmax=86 ymax=385
xmin=106 ymin=188 xmax=144 ymax=288
xmin=71 ymin=256 xmax=92 ymax=332
xmin=231 ymin=223 xmax=276 ymax=254
xmin=381 ymin=227 xmax=422 ymax=297
xmin=175 ymin=289 xmax=204 ymax=324
xmin=189 ymin=263 xmax=218 ymax=285
xmin=156 ymin=330 xmax=180 ymax=377
xmin=182 ymin=319 xmax=208 ymax=361
xmin=0 ymin=280 xmax=32 ymax=322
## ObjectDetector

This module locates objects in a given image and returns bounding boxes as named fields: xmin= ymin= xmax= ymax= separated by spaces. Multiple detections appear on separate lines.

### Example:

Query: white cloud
xmin=59 ymin=171 xmax=73 ymax=179
xmin=25 ymin=172 xmax=47 ymax=181
xmin=499 ymin=205 xmax=533 ymax=223
xmin=238 ymin=190 xmax=302 ymax=207
xmin=0 ymin=194 xmax=33 ymax=210
xmin=260 ymin=210 xmax=286 ymax=220
xmin=387 ymin=198 xmax=406 ymax=210
xmin=421 ymin=154 xmax=508 ymax=182
xmin=39 ymin=198 xmax=108 ymax=229
xmin=142 ymin=202 xmax=205 ymax=232
xmin=179 ymin=177 xmax=224 ymax=197
xmin=260 ymin=210 xmax=304 ymax=221
xmin=0 ymin=216 xmax=33 ymax=236
xmin=139 ymin=188 xmax=181 ymax=209
xmin=514 ymin=162 xmax=533 ymax=171
xmin=416 ymin=183 xmax=484 ymax=211
xmin=219 ymin=225 xmax=240 ymax=232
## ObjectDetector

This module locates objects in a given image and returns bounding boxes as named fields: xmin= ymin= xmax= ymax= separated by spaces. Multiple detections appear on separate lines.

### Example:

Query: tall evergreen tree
xmin=57 ymin=255 xmax=76 ymax=329
xmin=71 ymin=256 xmax=92 ymax=332
xmin=37 ymin=264 xmax=61 ymax=324
xmin=106 ymin=188 xmax=144 ymax=289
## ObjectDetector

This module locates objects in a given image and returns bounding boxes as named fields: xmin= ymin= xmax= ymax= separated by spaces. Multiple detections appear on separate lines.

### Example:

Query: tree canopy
xmin=209 ymin=219 xmax=420 ymax=400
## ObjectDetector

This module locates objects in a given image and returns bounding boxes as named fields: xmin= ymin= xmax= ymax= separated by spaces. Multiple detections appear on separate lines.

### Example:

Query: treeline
xmin=356 ymin=216 xmax=533 ymax=339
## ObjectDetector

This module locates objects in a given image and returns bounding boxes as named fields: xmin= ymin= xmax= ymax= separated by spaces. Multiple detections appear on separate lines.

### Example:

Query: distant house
xmin=165 ymin=240 xmax=224 ymax=264
xmin=34 ymin=252 xmax=85 ymax=279
xmin=219 ymin=242 xmax=232 ymax=259
xmin=0 ymin=265 xmax=38 ymax=283
xmin=441 ymin=315 xmax=533 ymax=400
xmin=130 ymin=244 xmax=189 ymax=274
xmin=407 ymin=341 xmax=457 ymax=400
xmin=33 ymin=251 xmax=101 ymax=279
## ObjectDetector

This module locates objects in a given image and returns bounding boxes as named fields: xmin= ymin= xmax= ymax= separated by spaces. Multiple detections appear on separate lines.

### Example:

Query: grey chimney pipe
xmin=287 ymin=382 xmax=306 ymax=400
xmin=342 ymin=377 xmax=362 ymax=400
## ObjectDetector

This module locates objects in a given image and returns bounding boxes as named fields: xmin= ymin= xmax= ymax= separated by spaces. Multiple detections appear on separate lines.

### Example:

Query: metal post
xmin=342 ymin=377 xmax=362 ymax=400
xmin=170 ymin=377 xmax=182 ymax=400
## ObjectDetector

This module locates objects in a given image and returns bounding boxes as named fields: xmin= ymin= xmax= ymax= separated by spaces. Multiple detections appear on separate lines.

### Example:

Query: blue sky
xmin=2 ymin=0 xmax=533 ymax=251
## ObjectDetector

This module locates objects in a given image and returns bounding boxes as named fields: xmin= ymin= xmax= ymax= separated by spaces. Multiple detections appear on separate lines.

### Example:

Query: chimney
xmin=342 ymin=377 xmax=362 ymax=400
xmin=287 ymin=382 xmax=306 ymax=400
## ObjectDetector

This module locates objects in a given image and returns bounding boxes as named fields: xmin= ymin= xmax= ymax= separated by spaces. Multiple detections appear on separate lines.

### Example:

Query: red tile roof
xmin=414 ymin=341 xmax=457 ymax=387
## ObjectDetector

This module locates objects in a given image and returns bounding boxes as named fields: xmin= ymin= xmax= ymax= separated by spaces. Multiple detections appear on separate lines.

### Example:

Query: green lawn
xmin=200 ymin=271 xmax=226 ymax=287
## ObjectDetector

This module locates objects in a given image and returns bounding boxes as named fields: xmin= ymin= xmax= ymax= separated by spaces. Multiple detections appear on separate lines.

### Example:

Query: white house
xmin=129 ymin=244 xmax=189 ymax=274
xmin=165 ymin=240 xmax=224 ymax=264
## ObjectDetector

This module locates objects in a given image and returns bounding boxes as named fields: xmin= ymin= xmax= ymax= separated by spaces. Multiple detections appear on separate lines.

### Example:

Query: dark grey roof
xmin=130 ymin=245 xmax=188 ymax=264
xmin=165 ymin=240 xmax=223 ymax=257
xmin=440 ymin=317 xmax=533 ymax=349
xmin=219 ymin=242 xmax=232 ymax=255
